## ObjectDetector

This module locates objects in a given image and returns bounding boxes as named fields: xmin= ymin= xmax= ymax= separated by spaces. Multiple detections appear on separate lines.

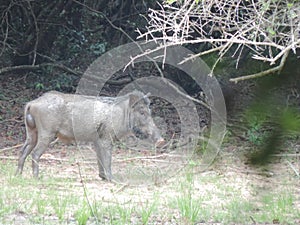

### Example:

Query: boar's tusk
xmin=131 ymin=92 xmax=151 ymax=108
xmin=144 ymin=92 xmax=151 ymax=98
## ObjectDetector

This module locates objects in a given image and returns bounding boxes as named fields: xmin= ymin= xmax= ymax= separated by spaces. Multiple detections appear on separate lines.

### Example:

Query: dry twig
xmin=0 ymin=144 xmax=22 ymax=153
xmin=135 ymin=0 xmax=300 ymax=81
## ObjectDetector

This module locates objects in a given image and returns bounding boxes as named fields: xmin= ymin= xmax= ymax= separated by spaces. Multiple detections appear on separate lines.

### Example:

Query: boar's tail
xmin=25 ymin=105 xmax=36 ymax=129
xmin=24 ymin=104 xmax=38 ymax=149
xmin=20 ymin=104 xmax=38 ymax=162
xmin=24 ymin=104 xmax=38 ymax=146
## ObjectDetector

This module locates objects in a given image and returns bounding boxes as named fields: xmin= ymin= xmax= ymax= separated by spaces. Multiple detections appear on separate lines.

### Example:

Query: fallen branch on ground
xmin=0 ymin=144 xmax=22 ymax=153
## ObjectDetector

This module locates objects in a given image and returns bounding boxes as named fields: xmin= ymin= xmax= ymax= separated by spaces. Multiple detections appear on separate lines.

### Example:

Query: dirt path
xmin=1 ymin=142 xmax=299 ymax=224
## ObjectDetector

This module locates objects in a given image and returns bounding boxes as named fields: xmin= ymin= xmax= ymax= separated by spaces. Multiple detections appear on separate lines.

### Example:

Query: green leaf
xmin=166 ymin=0 xmax=177 ymax=4
xmin=280 ymin=109 xmax=300 ymax=133
xmin=287 ymin=3 xmax=293 ymax=9
xmin=267 ymin=27 xmax=276 ymax=36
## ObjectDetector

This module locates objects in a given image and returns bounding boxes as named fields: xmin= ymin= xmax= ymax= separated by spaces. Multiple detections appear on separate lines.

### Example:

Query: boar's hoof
xmin=99 ymin=173 xmax=112 ymax=182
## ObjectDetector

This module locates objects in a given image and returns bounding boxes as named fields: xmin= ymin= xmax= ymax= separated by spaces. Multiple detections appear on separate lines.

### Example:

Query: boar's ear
xmin=143 ymin=92 xmax=151 ymax=105
xmin=129 ymin=93 xmax=141 ymax=107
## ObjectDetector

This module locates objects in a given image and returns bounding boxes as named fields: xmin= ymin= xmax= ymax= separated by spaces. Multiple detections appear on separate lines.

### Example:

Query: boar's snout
xmin=151 ymin=127 xmax=165 ymax=148
xmin=133 ymin=123 xmax=165 ymax=147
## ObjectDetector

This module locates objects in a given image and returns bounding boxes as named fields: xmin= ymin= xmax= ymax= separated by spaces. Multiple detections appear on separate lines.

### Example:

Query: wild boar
xmin=16 ymin=90 xmax=164 ymax=181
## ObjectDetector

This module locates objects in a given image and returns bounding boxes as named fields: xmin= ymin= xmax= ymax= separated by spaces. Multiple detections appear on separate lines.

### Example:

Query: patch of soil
xmin=1 ymin=141 xmax=299 ymax=224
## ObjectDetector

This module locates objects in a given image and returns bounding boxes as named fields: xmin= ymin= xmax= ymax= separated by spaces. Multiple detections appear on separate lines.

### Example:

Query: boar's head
xmin=128 ymin=92 xmax=165 ymax=147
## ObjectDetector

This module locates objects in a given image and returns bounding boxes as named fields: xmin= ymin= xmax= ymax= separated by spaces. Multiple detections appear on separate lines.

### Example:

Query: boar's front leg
xmin=94 ymin=139 xmax=113 ymax=181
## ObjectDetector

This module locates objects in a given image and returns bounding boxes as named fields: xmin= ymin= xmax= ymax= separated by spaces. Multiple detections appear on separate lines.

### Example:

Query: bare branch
xmin=229 ymin=50 xmax=289 ymax=83
xmin=0 ymin=11 xmax=9 ymax=57
xmin=27 ymin=0 xmax=39 ymax=65
xmin=135 ymin=0 xmax=300 ymax=80
xmin=0 ymin=63 xmax=81 ymax=76
xmin=0 ymin=63 xmax=133 ymax=85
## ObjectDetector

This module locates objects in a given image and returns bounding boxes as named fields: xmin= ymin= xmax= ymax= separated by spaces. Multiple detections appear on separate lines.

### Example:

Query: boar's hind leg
xmin=94 ymin=140 xmax=112 ymax=181
xmin=31 ymin=133 xmax=53 ymax=178
xmin=16 ymin=128 xmax=38 ymax=175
